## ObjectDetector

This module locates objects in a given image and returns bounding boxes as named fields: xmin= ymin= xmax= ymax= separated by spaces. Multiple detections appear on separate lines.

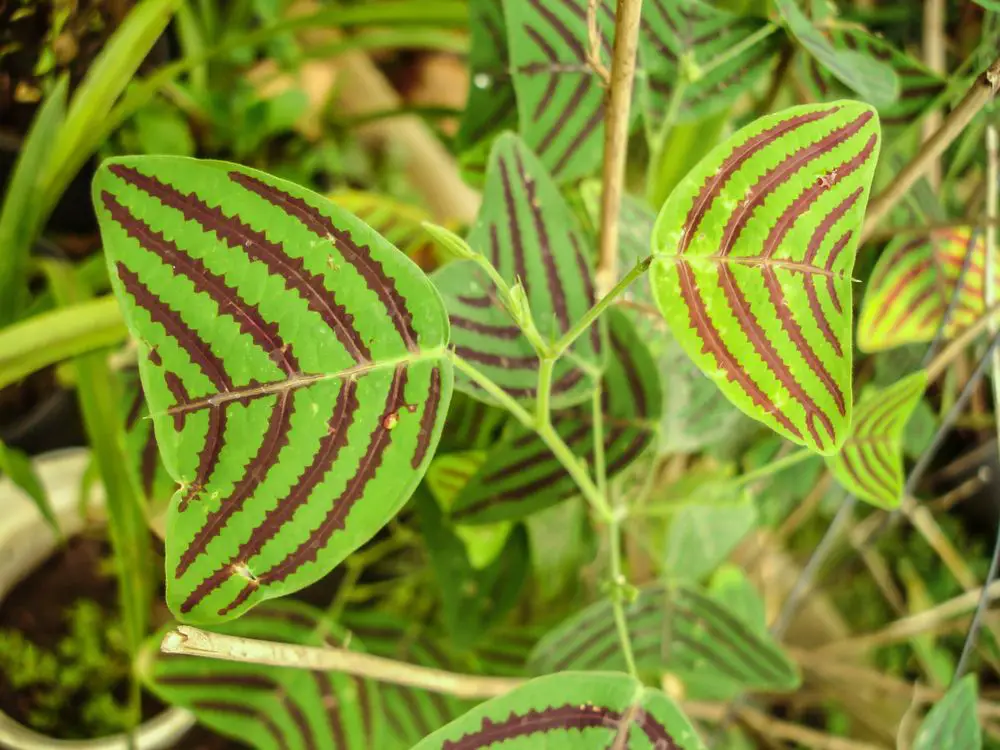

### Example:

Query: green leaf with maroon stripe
xmin=122 ymin=373 xmax=174 ymax=506
xmin=93 ymin=156 xmax=453 ymax=625
xmin=339 ymin=610 xmax=476 ymax=749
xmin=449 ymin=309 xmax=658 ymax=524
xmin=527 ymin=583 xmax=799 ymax=700
xmin=505 ymin=0 xmax=619 ymax=182
xmin=857 ymin=229 xmax=989 ymax=352
xmin=826 ymin=371 xmax=927 ymax=509
xmin=798 ymin=26 xmax=945 ymax=128
xmin=775 ymin=0 xmax=899 ymax=106
xmin=650 ymin=102 xmax=881 ymax=455
xmin=141 ymin=600 xmax=380 ymax=750
xmin=437 ymin=392 xmax=508 ymax=454
xmin=412 ymin=672 xmax=706 ymax=750
xmin=327 ymin=190 xmax=447 ymax=273
xmin=639 ymin=0 xmax=782 ymax=130
xmin=433 ymin=133 xmax=604 ymax=407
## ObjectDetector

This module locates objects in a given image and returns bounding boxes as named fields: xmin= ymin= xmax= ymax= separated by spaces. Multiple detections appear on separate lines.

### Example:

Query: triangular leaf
xmin=449 ymin=309 xmax=659 ymax=524
xmin=912 ymin=675 xmax=982 ymax=750
xmin=94 ymin=156 xmax=453 ymax=624
xmin=411 ymin=672 xmax=706 ymax=750
xmin=142 ymin=601 xmax=380 ymax=749
xmin=650 ymin=102 xmax=881 ymax=454
xmin=826 ymin=371 xmax=928 ymax=509
xmin=858 ymin=229 xmax=989 ymax=352
xmin=434 ymin=134 xmax=604 ymax=408
xmin=528 ymin=583 xmax=800 ymax=700
xmin=663 ymin=494 xmax=757 ymax=583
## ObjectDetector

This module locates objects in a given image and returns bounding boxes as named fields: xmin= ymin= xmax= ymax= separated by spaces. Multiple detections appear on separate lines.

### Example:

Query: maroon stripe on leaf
xmin=450 ymin=316 xmax=522 ymax=339
xmin=412 ymin=366 xmax=442 ymax=469
xmin=192 ymin=701 xmax=289 ymax=750
xmin=874 ymin=258 xmax=936 ymax=335
xmin=178 ymin=405 xmax=227 ymax=511
xmin=551 ymin=103 xmax=604 ymax=176
xmin=141 ymin=433 xmax=158 ymax=498
xmin=570 ymin=233 xmax=602 ymax=354
xmin=312 ymin=673 xmax=346 ymax=750
xmin=163 ymin=372 xmax=190 ymax=430
xmin=453 ymin=345 xmax=537 ymax=369
xmin=353 ymin=676 xmax=374 ymax=742
xmin=499 ymin=157 xmax=530 ymax=293
xmin=229 ymin=171 xmax=419 ymax=352
xmin=525 ymin=27 xmax=562 ymax=121
xmin=456 ymin=295 xmax=492 ymax=309
xmin=156 ymin=673 xmax=276 ymax=690
xmin=609 ymin=329 xmax=648 ymax=416
xmin=525 ymin=0 xmax=585 ymax=61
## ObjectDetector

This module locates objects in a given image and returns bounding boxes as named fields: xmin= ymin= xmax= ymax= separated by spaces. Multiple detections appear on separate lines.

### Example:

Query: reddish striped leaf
xmin=650 ymin=102 xmax=881 ymax=455
xmin=433 ymin=133 xmax=604 ymax=407
xmin=826 ymin=371 xmax=927 ymax=509
xmin=142 ymin=601 xmax=380 ymax=749
xmin=857 ymin=229 xmax=989 ymax=352
xmin=505 ymin=0 xmax=618 ymax=182
xmin=799 ymin=26 xmax=946 ymax=128
xmin=412 ymin=672 xmax=706 ymax=750
xmin=448 ymin=309 xmax=659 ymax=524
xmin=639 ymin=0 xmax=782 ymax=130
xmin=94 ymin=157 xmax=453 ymax=624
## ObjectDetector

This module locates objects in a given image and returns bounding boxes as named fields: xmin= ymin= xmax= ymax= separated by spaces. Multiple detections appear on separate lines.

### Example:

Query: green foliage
xmin=0 ymin=440 xmax=58 ymax=535
xmin=650 ymin=101 xmax=881 ymax=455
xmin=411 ymin=672 xmax=707 ymax=750
xmin=663 ymin=492 xmax=757 ymax=583
xmin=912 ymin=675 xmax=982 ymax=750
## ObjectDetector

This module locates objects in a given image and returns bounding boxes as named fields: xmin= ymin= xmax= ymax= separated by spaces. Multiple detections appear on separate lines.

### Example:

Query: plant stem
xmin=861 ymin=56 xmax=1000 ymax=242
xmin=595 ymin=0 xmax=645 ymax=297
xmin=535 ymin=356 xmax=556 ymax=428
xmin=730 ymin=447 xmax=814 ymax=489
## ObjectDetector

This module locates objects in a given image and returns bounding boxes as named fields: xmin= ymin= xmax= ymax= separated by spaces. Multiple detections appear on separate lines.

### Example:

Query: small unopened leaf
xmin=650 ymin=102 xmax=881 ymax=454
xmin=450 ymin=309 xmax=660 ymax=524
xmin=142 ymin=601 xmax=380 ymax=749
xmin=912 ymin=675 xmax=982 ymax=750
xmin=0 ymin=440 xmax=58 ymax=535
xmin=412 ymin=672 xmax=706 ymax=750
xmin=858 ymin=230 xmax=989 ymax=352
xmin=826 ymin=371 xmax=927 ymax=508
xmin=95 ymin=156 xmax=453 ymax=624
xmin=528 ymin=583 xmax=799 ymax=700
xmin=434 ymin=134 xmax=604 ymax=407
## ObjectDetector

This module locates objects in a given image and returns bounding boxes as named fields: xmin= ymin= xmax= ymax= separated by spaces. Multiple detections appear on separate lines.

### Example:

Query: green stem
xmin=535 ymin=357 xmax=556 ymax=428
xmin=608 ymin=516 xmax=638 ymax=677
xmin=729 ymin=447 xmax=814 ymax=490
xmin=592 ymin=384 xmax=608 ymax=501
xmin=552 ymin=256 xmax=652 ymax=358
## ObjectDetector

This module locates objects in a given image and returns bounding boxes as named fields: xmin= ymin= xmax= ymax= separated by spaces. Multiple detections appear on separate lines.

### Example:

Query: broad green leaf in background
xmin=94 ymin=156 xmax=453 ymax=624
xmin=826 ymin=371 xmax=927 ymax=509
xmin=528 ymin=583 xmax=799 ymax=700
xmin=143 ymin=601 xmax=380 ymax=749
xmin=774 ymin=0 xmax=899 ymax=107
xmin=972 ymin=0 xmax=1000 ymax=11
xmin=650 ymin=102 xmax=881 ymax=455
xmin=798 ymin=26 xmax=946 ymax=127
xmin=412 ymin=672 xmax=707 ymax=750
xmin=639 ymin=0 xmax=781 ymax=132
xmin=436 ymin=392 xmax=508 ymax=454
xmin=912 ymin=675 xmax=982 ymax=750
xmin=433 ymin=134 xmax=604 ymax=408
xmin=0 ymin=440 xmax=58 ymax=536
xmin=504 ymin=0 xmax=618 ymax=182
xmin=526 ymin=498 xmax=595 ymax=604
xmin=663 ymin=493 xmax=757 ymax=583
xmin=122 ymin=374 xmax=175 ymax=506
xmin=708 ymin=565 xmax=767 ymax=634
xmin=857 ymin=229 xmax=989 ymax=352
xmin=449 ymin=309 xmax=660 ymax=524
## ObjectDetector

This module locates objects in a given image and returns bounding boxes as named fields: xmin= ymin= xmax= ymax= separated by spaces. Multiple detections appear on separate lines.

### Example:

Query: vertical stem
xmin=595 ymin=0 xmax=645 ymax=297
xmin=922 ymin=0 xmax=945 ymax=190
xmin=592 ymin=385 xmax=608 ymax=500
xmin=535 ymin=356 xmax=556 ymax=428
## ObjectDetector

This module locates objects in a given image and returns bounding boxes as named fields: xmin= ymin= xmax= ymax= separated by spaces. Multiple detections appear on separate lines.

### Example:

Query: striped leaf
xmin=340 ymin=611 xmax=476 ymax=749
xmin=449 ymin=309 xmax=659 ymax=524
xmin=799 ymin=27 xmax=946 ymax=127
xmin=94 ymin=156 xmax=453 ymax=624
xmin=857 ymin=229 xmax=990 ymax=353
xmin=826 ymin=371 xmax=927 ymax=509
xmin=912 ymin=675 xmax=982 ymax=750
xmin=437 ymin=393 xmax=508 ymax=454
xmin=775 ymin=0 xmax=899 ymax=107
xmin=328 ymin=190 xmax=446 ymax=272
xmin=650 ymin=102 xmax=881 ymax=455
xmin=505 ymin=0 xmax=618 ymax=182
xmin=528 ymin=583 xmax=799 ymax=700
xmin=142 ymin=601 xmax=380 ymax=750
xmin=434 ymin=133 xmax=604 ymax=407
xmin=639 ymin=0 xmax=782 ymax=129
xmin=412 ymin=672 xmax=706 ymax=750
xmin=123 ymin=375 xmax=174 ymax=504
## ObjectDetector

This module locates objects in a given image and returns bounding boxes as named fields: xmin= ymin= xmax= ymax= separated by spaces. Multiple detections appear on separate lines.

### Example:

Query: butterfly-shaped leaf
xmin=94 ymin=157 xmax=453 ymax=625
xmin=640 ymin=0 xmax=782 ymax=130
xmin=912 ymin=675 xmax=982 ymax=750
xmin=142 ymin=600 xmax=380 ymax=749
xmin=826 ymin=371 xmax=927 ymax=509
xmin=775 ymin=0 xmax=899 ymax=107
xmin=411 ymin=672 xmax=707 ymax=750
xmin=799 ymin=26 xmax=946 ymax=127
xmin=328 ymin=189 xmax=446 ymax=272
xmin=857 ymin=229 xmax=989 ymax=352
xmin=650 ymin=102 xmax=881 ymax=455
xmin=449 ymin=309 xmax=659 ymax=524
xmin=528 ymin=583 xmax=799 ymax=700
xmin=433 ymin=133 xmax=604 ymax=407
xmin=505 ymin=0 xmax=618 ymax=182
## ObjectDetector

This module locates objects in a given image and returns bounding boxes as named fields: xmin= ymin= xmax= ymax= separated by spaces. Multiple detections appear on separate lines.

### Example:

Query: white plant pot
xmin=0 ymin=449 xmax=194 ymax=750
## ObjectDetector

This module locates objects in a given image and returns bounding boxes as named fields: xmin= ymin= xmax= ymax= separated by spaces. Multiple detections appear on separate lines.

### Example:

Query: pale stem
xmin=924 ymin=300 xmax=1000 ymax=382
